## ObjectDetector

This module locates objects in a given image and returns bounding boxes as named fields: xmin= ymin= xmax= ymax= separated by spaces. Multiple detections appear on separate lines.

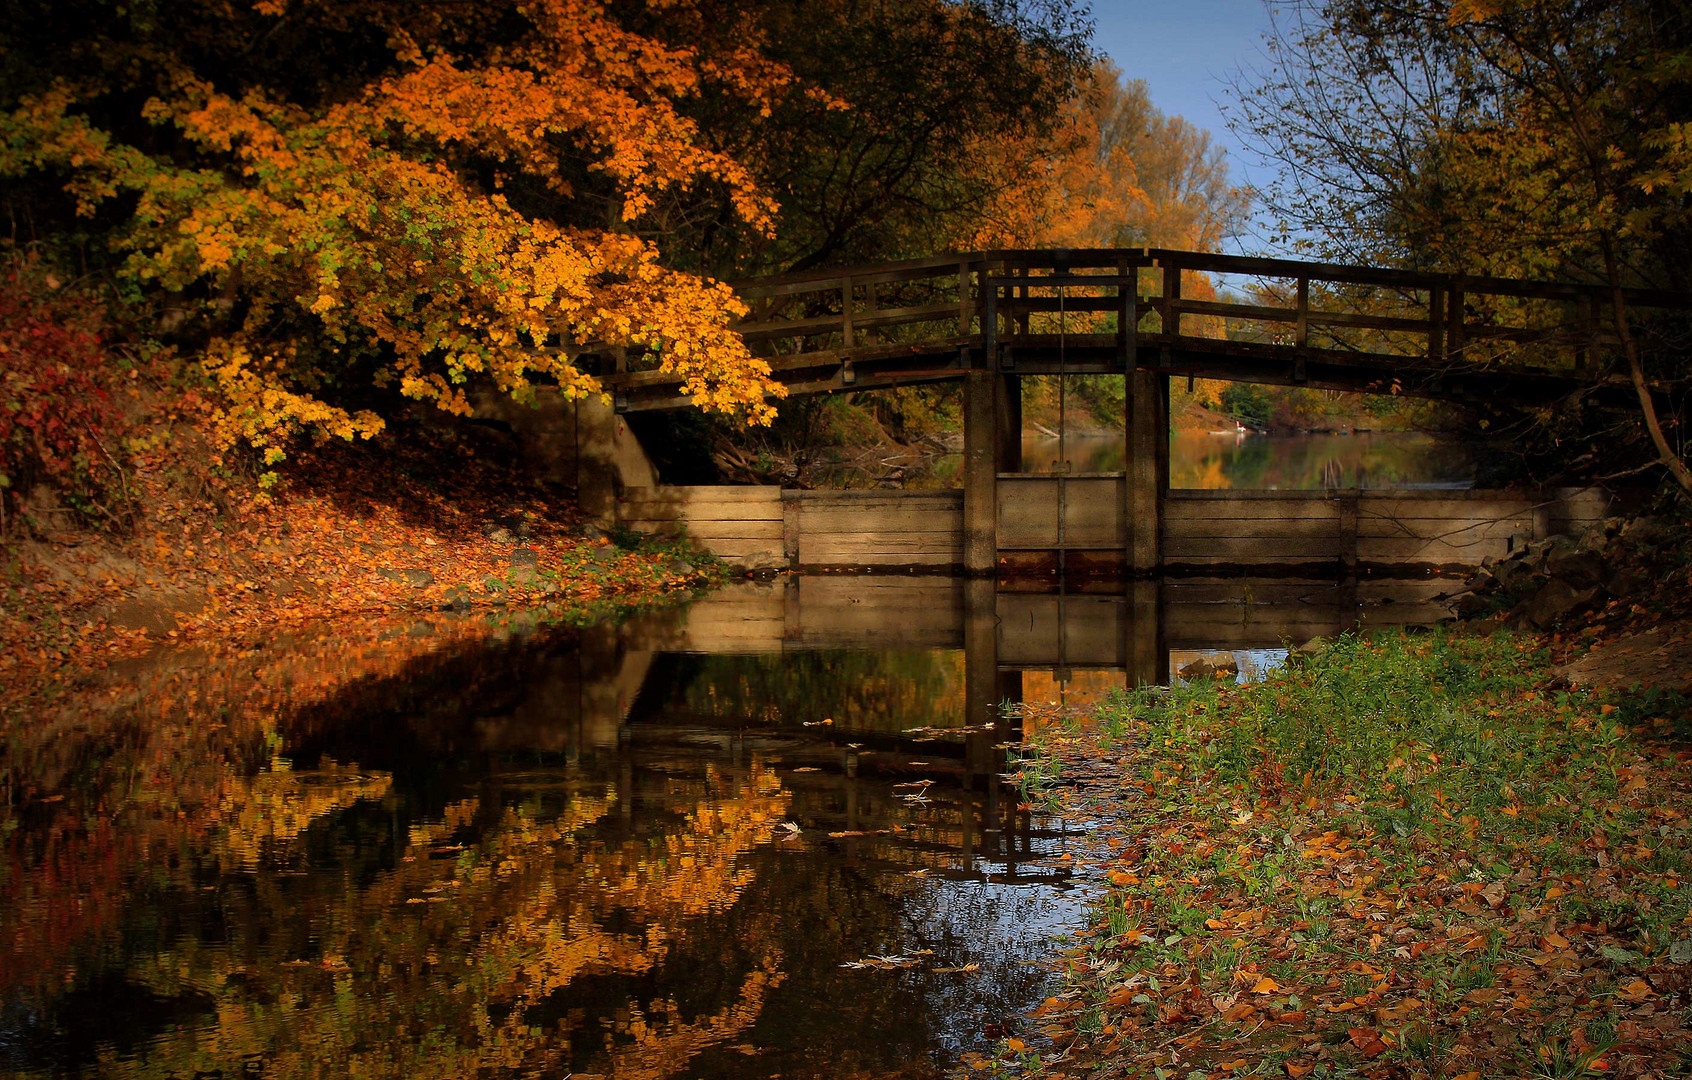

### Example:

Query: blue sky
xmin=1089 ymin=0 xmax=1279 ymax=250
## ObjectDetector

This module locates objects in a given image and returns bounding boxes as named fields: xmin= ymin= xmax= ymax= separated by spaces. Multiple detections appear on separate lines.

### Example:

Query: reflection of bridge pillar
xmin=1125 ymin=371 xmax=1169 ymax=575
xmin=963 ymin=578 xmax=1000 ymax=783
xmin=1127 ymin=578 xmax=1169 ymax=687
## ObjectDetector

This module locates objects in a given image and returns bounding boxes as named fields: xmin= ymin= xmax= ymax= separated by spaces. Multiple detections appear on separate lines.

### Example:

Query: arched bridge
xmin=602 ymin=247 xmax=1686 ymax=412
xmin=587 ymin=249 xmax=1683 ymax=581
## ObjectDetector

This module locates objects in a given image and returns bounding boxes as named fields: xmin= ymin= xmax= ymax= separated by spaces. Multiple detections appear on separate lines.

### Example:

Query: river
xmin=0 ymin=573 xmax=1457 ymax=1079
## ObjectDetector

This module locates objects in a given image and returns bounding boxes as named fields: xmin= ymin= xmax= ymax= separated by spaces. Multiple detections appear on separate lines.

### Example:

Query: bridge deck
xmin=602 ymin=248 xmax=1688 ymax=411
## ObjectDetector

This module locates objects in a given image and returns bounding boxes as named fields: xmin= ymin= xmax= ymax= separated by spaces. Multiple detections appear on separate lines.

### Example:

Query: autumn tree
xmin=978 ymin=59 xmax=1249 ymax=251
xmin=1234 ymin=0 xmax=1692 ymax=489
xmin=1 ymin=0 xmax=799 ymax=474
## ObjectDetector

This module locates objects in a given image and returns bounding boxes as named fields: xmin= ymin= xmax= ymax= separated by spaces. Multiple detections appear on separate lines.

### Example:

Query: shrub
xmin=0 ymin=260 xmax=129 ymax=530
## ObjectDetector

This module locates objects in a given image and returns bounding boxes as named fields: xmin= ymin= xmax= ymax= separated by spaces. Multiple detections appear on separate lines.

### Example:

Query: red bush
xmin=0 ymin=262 xmax=126 ymax=528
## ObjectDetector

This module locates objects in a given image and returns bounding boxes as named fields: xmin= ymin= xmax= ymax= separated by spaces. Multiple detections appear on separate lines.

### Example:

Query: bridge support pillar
xmin=963 ymin=371 xmax=1000 ymax=576
xmin=576 ymin=396 xmax=658 ymax=525
xmin=1125 ymin=370 xmax=1168 ymax=575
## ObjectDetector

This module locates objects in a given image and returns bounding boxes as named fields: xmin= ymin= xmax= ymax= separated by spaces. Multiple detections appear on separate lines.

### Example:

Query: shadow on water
xmin=0 ymin=573 xmax=1457 ymax=1078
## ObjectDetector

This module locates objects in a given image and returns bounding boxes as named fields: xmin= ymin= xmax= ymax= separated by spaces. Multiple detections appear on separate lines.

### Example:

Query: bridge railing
xmin=603 ymin=248 xmax=1691 ymax=408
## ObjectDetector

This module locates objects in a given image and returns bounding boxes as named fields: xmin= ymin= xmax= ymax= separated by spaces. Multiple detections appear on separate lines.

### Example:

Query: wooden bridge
xmin=581 ymin=248 xmax=1670 ymax=576
xmin=602 ymin=247 xmax=1684 ymax=411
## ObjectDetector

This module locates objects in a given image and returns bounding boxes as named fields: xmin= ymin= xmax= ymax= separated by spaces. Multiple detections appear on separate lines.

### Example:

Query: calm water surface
xmin=815 ymin=430 xmax=1475 ymax=491
xmin=1024 ymin=431 xmax=1477 ymax=490
xmin=2 ymin=576 xmax=1455 ymax=1078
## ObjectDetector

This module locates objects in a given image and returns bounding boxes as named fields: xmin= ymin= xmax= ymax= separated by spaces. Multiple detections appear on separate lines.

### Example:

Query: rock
xmin=1605 ymin=566 xmax=1646 ymax=598
xmin=1617 ymin=516 xmax=1668 ymax=547
xmin=1490 ymin=557 xmax=1545 ymax=594
xmin=1512 ymin=579 xmax=1603 ymax=630
xmin=1294 ymin=636 xmax=1326 ymax=656
xmin=1179 ymin=654 xmax=1239 ymax=680
xmin=437 ymin=588 xmax=472 ymax=612
xmin=580 ymin=523 xmax=609 ymax=542
xmin=1447 ymin=591 xmax=1492 ymax=617
xmin=666 ymin=559 xmax=696 ymax=578
xmin=589 ymin=544 xmax=620 ymax=564
xmin=507 ymin=565 xmax=542 ymax=588
xmin=489 ymin=527 xmax=514 ymax=544
xmin=509 ymin=546 xmax=540 ymax=568
xmin=1545 ymin=547 xmax=1608 ymax=589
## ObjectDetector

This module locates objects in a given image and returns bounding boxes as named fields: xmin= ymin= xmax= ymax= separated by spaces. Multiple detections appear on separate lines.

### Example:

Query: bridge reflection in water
xmin=566 ymin=574 xmax=1455 ymax=876
xmin=0 ymin=575 xmax=1454 ymax=1080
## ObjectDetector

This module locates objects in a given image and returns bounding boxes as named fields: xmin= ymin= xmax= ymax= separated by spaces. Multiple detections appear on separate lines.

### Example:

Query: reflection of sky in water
xmin=1170 ymin=647 xmax=1290 ymax=685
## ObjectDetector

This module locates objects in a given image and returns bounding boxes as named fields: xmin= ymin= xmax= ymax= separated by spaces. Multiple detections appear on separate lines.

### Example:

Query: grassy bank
xmin=989 ymin=631 xmax=1692 ymax=1080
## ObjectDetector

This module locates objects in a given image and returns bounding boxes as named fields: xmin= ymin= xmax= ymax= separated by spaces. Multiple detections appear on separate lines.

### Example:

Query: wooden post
xmin=1163 ymin=261 xmax=1182 ymax=337
xmin=1447 ymin=285 xmax=1465 ymax=361
xmin=1337 ymin=490 xmax=1359 ymax=576
xmin=1428 ymin=285 xmax=1445 ymax=365
xmin=1119 ymin=264 xmax=1138 ymax=371
xmin=1125 ymin=370 xmax=1167 ymax=575
xmin=957 ymin=260 xmax=973 ymax=335
xmin=781 ymin=488 xmax=802 ymax=567
xmin=963 ymin=369 xmax=998 ymax=576
xmin=840 ymin=274 xmax=855 ymax=349
xmin=1295 ymin=276 xmax=1310 ymax=352
xmin=996 ymin=374 xmax=1022 ymax=473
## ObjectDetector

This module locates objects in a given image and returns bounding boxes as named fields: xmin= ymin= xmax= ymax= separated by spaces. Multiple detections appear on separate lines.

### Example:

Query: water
xmin=0 ymin=575 xmax=1456 ymax=1079
xmin=812 ymin=430 xmax=1474 ymax=491
xmin=1024 ymin=430 xmax=1476 ymax=490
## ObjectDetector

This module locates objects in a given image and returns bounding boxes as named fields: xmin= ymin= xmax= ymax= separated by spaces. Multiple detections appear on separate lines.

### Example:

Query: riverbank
xmin=1 ymin=426 xmax=727 ymax=702
xmin=991 ymin=630 xmax=1692 ymax=1080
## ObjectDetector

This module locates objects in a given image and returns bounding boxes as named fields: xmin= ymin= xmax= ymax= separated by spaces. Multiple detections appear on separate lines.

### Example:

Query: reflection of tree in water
xmin=3 ymin=621 xmax=804 ymax=1080
xmin=641 ymin=649 xmax=967 ymax=734
xmin=11 ymin=756 xmax=793 ymax=1080
xmin=5 ymin=620 xmax=1059 ymax=1080
xmin=1168 ymin=432 xmax=1476 ymax=490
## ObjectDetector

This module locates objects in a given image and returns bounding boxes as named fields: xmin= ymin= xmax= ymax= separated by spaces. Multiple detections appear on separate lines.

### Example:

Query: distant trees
xmin=1235 ymin=0 xmax=1692 ymax=489
xmin=976 ymin=59 xmax=1251 ymax=250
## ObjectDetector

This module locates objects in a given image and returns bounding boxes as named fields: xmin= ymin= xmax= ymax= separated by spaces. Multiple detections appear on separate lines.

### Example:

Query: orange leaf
xmin=1348 ymin=1027 xmax=1388 ymax=1058
xmin=1252 ymin=976 xmax=1280 ymax=994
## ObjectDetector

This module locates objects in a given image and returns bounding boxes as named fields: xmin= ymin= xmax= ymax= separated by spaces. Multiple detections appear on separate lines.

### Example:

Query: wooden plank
xmin=798 ymin=551 xmax=960 ymax=567
xmin=693 ymin=538 xmax=786 ymax=559
xmin=1356 ymin=536 xmax=1517 ymax=561
xmin=1165 ymin=516 xmax=1341 ymax=539
xmin=801 ymin=534 xmax=963 ymax=555
xmin=1167 ymin=500 xmax=1345 ymax=524
xmin=622 ymin=485 xmax=781 ymax=504
xmin=1356 ymin=517 xmax=1531 ymax=541
xmin=1164 ymin=536 xmax=1343 ymax=559
xmin=622 ymin=519 xmax=783 ymax=541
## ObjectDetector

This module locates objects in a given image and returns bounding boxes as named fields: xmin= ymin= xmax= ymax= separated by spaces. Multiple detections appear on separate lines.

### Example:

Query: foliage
xmin=977 ymin=60 xmax=1250 ymax=251
xmin=0 ymin=259 xmax=131 ymax=529
xmin=1218 ymin=382 xmax=1272 ymax=429
xmin=1233 ymin=0 xmax=1692 ymax=487
xmin=1005 ymin=630 xmax=1692 ymax=1078
xmin=0 ymin=0 xmax=796 ymax=469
